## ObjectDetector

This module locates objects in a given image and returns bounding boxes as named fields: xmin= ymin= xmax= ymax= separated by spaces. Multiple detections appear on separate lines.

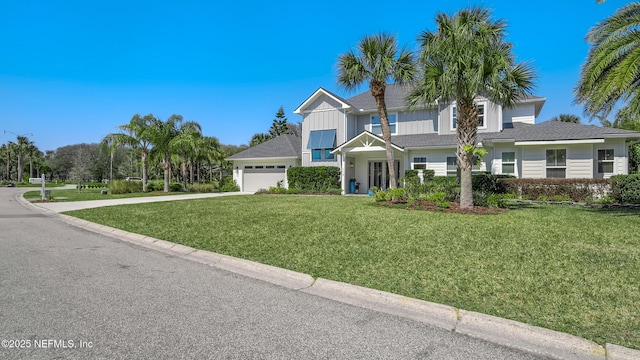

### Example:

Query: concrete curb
xmin=17 ymin=193 xmax=640 ymax=360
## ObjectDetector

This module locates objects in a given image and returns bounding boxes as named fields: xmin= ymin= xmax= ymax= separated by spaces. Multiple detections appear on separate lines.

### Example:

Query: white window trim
xmin=546 ymin=148 xmax=567 ymax=178
xmin=411 ymin=156 xmax=427 ymax=170
xmin=597 ymin=149 xmax=615 ymax=174
xmin=501 ymin=151 xmax=516 ymax=175
xmin=371 ymin=113 xmax=398 ymax=135
xmin=450 ymin=102 xmax=488 ymax=131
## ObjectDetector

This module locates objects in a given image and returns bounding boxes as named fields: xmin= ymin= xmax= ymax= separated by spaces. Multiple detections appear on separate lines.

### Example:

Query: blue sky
xmin=0 ymin=0 xmax=628 ymax=151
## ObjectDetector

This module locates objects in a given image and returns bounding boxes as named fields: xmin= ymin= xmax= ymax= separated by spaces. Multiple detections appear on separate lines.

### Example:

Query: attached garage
xmin=242 ymin=166 xmax=287 ymax=193
xmin=226 ymin=135 xmax=302 ymax=192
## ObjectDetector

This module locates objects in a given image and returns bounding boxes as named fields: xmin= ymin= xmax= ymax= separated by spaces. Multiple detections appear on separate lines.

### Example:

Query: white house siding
xmin=407 ymin=149 xmax=455 ymax=176
xmin=567 ymin=144 xmax=593 ymax=178
xmin=521 ymin=146 xmax=546 ymax=178
xmin=438 ymin=104 xmax=454 ymax=136
xmin=503 ymin=104 xmax=535 ymax=125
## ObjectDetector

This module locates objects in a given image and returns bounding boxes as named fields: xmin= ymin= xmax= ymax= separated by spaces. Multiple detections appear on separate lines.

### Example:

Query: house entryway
xmin=368 ymin=161 xmax=400 ymax=190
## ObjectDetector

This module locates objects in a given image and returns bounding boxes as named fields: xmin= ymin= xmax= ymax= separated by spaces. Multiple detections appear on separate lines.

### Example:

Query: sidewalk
xmin=31 ymin=191 xmax=251 ymax=213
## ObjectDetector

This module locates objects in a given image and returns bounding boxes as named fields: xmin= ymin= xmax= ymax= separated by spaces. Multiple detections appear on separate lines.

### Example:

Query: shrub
xmin=503 ymin=178 xmax=610 ymax=202
xmin=374 ymin=189 xmax=388 ymax=202
xmin=387 ymin=187 xmax=406 ymax=202
xmin=268 ymin=186 xmax=288 ymax=194
xmin=422 ymin=169 xmax=435 ymax=183
xmin=287 ymin=166 xmax=340 ymax=192
xmin=169 ymin=183 xmax=183 ymax=192
xmin=404 ymin=170 xmax=419 ymax=179
xmin=472 ymin=173 xmax=513 ymax=194
xmin=610 ymin=174 xmax=640 ymax=204
xmin=220 ymin=176 xmax=240 ymax=192
xmin=109 ymin=180 xmax=142 ymax=194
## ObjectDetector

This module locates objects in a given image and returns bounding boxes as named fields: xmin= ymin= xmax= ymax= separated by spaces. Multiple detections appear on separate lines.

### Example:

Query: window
xmin=598 ymin=149 xmax=614 ymax=173
xmin=266 ymin=165 xmax=275 ymax=169
xmin=255 ymin=165 xmax=264 ymax=169
xmin=502 ymin=152 xmax=515 ymax=174
xmin=244 ymin=166 xmax=253 ymax=169
xmin=452 ymin=104 xmax=485 ymax=129
xmin=277 ymin=165 xmax=286 ymax=169
xmin=546 ymin=149 xmax=566 ymax=178
xmin=308 ymin=129 xmax=337 ymax=162
xmin=446 ymin=157 xmax=457 ymax=176
xmin=412 ymin=157 xmax=427 ymax=170
xmin=371 ymin=114 xmax=397 ymax=135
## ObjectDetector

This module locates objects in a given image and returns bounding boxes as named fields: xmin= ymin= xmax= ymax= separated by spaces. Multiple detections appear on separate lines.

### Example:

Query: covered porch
xmin=331 ymin=132 xmax=406 ymax=194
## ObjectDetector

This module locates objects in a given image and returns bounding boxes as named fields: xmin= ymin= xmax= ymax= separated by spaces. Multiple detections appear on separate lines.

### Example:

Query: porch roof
xmin=331 ymin=131 xmax=404 ymax=154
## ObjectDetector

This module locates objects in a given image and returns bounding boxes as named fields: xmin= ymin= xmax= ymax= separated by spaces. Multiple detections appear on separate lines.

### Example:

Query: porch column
xmin=341 ymin=153 xmax=347 ymax=194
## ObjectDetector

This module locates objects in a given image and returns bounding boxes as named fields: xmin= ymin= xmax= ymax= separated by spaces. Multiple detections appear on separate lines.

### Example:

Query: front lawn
xmin=65 ymin=195 xmax=640 ymax=349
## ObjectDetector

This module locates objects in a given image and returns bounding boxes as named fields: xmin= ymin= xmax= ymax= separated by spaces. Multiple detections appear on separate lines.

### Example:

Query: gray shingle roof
xmin=226 ymin=135 xmax=301 ymax=160
xmin=345 ymin=84 xmax=545 ymax=112
xmin=392 ymin=121 xmax=640 ymax=148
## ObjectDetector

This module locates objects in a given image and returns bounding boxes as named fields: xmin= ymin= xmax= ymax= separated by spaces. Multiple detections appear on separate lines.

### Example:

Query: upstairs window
xmin=371 ymin=114 xmax=397 ymax=135
xmin=307 ymin=129 xmax=337 ymax=162
xmin=452 ymin=104 xmax=486 ymax=129
xmin=598 ymin=149 xmax=614 ymax=173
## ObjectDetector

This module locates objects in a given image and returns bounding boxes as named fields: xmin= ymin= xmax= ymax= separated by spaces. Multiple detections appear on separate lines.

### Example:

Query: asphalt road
xmin=0 ymin=188 xmax=549 ymax=359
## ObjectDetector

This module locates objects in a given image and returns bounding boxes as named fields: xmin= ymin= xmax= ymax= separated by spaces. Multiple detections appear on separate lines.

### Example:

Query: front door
xmin=368 ymin=161 xmax=400 ymax=190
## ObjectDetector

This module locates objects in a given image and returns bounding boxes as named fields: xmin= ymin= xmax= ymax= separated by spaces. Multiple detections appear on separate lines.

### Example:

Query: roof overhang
xmin=515 ymin=139 xmax=605 ymax=146
xmin=331 ymin=131 xmax=404 ymax=154
xmin=226 ymin=156 xmax=299 ymax=162
xmin=294 ymin=88 xmax=352 ymax=114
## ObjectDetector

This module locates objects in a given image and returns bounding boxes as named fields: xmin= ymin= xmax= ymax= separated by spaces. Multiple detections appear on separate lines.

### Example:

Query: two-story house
xmin=228 ymin=85 xmax=640 ymax=193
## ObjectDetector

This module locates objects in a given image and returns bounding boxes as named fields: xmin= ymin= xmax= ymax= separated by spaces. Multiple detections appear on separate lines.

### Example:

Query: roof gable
xmin=294 ymin=88 xmax=352 ymax=114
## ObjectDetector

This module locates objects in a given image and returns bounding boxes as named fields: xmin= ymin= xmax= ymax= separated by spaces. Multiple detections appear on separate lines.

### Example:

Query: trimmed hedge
xmin=109 ymin=180 xmax=142 ymax=194
xmin=611 ymin=174 xmax=640 ymax=204
xmin=503 ymin=178 xmax=610 ymax=202
xmin=287 ymin=166 xmax=340 ymax=192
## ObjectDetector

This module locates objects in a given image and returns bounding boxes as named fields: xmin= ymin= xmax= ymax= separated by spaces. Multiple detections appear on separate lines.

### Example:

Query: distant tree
xmin=575 ymin=3 xmax=640 ymax=120
xmin=338 ymin=32 xmax=416 ymax=189
xmin=269 ymin=106 xmax=289 ymax=137
xmin=147 ymin=114 xmax=183 ymax=192
xmin=249 ymin=133 xmax=271 ymax=147
xmin=287 ymin=121 xmax=302 ymax=137
xmin=69 ymin=144 xmax=95 ymax=188
xmin=170 ymin=120 xmax=202 ymax=190
xmin=104 ymin=114 xmax=154 ymax=191
xmin=408 ymin=7 xmax=535 ymax=210
xmin=550 ymin=114 xmax=581 ymax=123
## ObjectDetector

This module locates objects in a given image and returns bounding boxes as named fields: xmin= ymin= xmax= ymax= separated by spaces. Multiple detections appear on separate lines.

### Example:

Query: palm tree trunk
xmin=141 ymin=151 xmax=148 ymax=192
xmin=17 ymin=155 xmax=22 ymax=182
xmin=372 ymin=86 xmax=397 ymax=189
xmin=163 ymin=152 xmax=171 ymax=193
xmin=182 ymin=154 xmax=188 ymax=190
xmin=457 ymin=101 xmax=479 ymax=210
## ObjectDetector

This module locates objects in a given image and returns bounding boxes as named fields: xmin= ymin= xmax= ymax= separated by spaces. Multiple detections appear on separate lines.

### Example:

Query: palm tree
xmin=408 ymin=7 xmax=535 ymax=210
xmin=104 ymin=114 xmax=154 ymax=191
xmin=148 ymin=114 xmax=183 ymax=192
xmin=170 ymin=120 xmax=202 ymax=190
xmin=337 ymin=33 xmax=416 ymax=189
xmin=15 ymin=136 xmax=32 ymax=182
xmin=575 ymin=3 xmax=640 ymax=119
xmin=550 ymin=114 xmax=581 ymax=123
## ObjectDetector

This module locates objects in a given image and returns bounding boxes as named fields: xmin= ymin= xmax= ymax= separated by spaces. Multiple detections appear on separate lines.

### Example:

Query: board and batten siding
xmin=354 ymin=109 xmax=439 ymax=136
xmin=301 ymin=93 xmax=346 ymax=168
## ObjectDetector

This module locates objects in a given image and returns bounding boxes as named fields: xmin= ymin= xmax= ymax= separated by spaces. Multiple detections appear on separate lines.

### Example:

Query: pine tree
xmin=269 ymin=106 xmax=289 ymax=137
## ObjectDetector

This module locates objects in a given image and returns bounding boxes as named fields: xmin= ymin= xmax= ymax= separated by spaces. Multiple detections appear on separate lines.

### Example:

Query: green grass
xmin=16 ymin=183 xmax=66 ymax=188
xmin=65 ymin=195 xmax=640 ymax=349
xmin=24 ymin=188 xmax=186 ymax=201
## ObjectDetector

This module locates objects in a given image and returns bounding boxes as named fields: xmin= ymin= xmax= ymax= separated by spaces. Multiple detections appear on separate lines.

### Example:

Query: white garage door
xmin=243 ymin=168 xmax=286 ymax=193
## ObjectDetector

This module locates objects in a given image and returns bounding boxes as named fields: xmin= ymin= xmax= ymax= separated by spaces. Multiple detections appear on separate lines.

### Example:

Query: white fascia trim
xmin=515 ymin=139 xmax=605 ymax=146
xmin=230 ymin=156 xmax=299 ymax=161
xmin=294 ymin=88 xmax=352 ymax=114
